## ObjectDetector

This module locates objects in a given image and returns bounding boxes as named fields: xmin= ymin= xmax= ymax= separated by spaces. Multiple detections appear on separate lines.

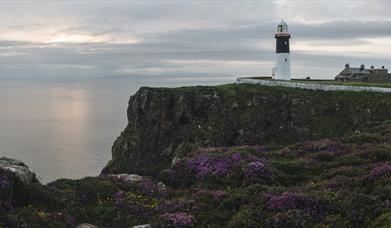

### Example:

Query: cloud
xmin=0 ymin=1 xmax=390 ymax=80
xmin=293 ymin=21 xmax=391 ymax=40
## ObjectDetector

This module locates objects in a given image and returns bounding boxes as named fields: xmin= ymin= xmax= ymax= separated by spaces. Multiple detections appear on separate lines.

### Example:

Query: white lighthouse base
xmin=274 ymin=53 xmax=291 ymax=80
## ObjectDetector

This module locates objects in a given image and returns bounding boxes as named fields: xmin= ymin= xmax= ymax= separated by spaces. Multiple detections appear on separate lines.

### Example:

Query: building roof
xmin=346 ymin=68 xmax=371 ymax=74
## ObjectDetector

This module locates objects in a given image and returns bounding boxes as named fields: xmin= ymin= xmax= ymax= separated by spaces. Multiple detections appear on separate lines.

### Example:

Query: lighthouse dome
xmin=277 ymin=20 xmax=288 ymax=33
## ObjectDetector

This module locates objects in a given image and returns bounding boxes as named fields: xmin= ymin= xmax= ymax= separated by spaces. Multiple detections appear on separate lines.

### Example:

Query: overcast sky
xmin=0 ymin=0 xmax=390 ymax=80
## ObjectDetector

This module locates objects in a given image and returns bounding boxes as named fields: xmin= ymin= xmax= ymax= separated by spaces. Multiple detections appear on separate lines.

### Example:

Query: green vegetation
xmin=1 ymin=121 xmax=391 ymax=227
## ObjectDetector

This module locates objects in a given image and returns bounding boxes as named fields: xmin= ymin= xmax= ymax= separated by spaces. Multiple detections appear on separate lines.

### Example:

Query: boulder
xmin=131 ymin=224 xmax=152 ymax=228
xmin=0 ymin=157 xmax=37 ymax=184
xmin=106 ymin=173 xmax=144 ymax=183
xmin=157 ymin=182 xmax=167 ymax=191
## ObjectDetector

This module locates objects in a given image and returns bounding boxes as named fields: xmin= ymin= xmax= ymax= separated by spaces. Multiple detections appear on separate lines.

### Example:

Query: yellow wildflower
xmin=124 ymin=192 xmax=159 ymax=209
xmin=37 ymin=211 xmax=49 ymax=218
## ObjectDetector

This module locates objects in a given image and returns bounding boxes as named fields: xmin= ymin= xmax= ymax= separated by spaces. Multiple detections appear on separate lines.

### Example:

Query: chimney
xmin=360 ymin=64 xmax=365 ymax=71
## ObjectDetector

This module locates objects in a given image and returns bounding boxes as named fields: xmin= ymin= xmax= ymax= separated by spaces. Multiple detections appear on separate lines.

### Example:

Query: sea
xmin=0 ymin=76 xmax=233 ymax=183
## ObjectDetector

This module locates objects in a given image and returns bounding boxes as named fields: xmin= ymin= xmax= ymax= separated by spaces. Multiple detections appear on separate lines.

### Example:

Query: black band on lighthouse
xmin=276 ymin=36 xmax=290 ymax=53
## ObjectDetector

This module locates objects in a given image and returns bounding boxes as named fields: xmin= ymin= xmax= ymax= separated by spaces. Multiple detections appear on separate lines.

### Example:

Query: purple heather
xmin=161 ymin=212 xmax=196 ymax=228
xmin=244 ymin=161 xmax=273 ymax=183
xmin=366 ymin=162 xmax=391 ymax=180
xmin=114 ymin=191 xmax=126 ymax=208
xmin=232 ymin=153 xmax=241 ymax=162
xmin=138 ymin=180 xmax=157 ymax=196
xmin=266 ymin=192 xmax=313 ymax=210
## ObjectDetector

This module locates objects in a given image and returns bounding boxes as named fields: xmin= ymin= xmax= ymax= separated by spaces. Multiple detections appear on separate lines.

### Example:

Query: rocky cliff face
xmin=102 ymin=84 xmax=391 ymax=175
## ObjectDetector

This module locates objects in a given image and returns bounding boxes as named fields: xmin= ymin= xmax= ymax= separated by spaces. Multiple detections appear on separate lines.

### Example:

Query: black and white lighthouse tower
xmin=274 ymin=20 xmax=291 ymax=80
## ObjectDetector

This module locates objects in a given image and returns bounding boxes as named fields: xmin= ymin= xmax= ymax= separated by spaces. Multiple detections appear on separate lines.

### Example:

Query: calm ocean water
xmin=0 ymin=76 xmax=233 ymax=183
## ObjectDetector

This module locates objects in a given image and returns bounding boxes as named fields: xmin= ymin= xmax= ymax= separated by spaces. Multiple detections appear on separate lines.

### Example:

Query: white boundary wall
xmin=236 ymin=78 xmax=391 ymax=93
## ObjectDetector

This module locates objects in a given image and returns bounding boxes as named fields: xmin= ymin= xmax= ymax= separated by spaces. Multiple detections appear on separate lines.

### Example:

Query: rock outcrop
xmin=102 ymin=84 xmax=391 ymax=175
xmin=0 ymin=157 xmax=37 ymax=184
xmin=0 ymin=157 xmax=40 ymax=225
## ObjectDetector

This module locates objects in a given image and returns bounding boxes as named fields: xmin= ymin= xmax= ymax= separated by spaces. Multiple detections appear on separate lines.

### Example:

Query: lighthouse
xmin=274 ymin=20 xmax=291 ymax=80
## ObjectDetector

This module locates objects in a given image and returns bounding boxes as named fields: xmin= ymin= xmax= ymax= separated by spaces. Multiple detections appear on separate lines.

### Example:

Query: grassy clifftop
xmin=103 ymin=84 xmax=391 ymax=176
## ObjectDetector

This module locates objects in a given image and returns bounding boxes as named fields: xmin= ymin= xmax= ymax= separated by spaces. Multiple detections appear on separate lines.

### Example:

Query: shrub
xmin=368 ymin=211 xmax=391 ymax=228
xmin=265 ymin=209 xmax=311 ymax=228
xmin=365 ymin=163 xmax=391 ymax=181
xmin=344 ymin=133 xmax=386 ymax=144
xmin=165 ymin=148 xmax=271 ymax=187
xmin=227 ymin=206 xmax=263 ymax=227
xmin=266 ymin=192 xmax=313 ymax=210
xmin=160 ymin=212 xmax=196 ymax=228
xmin=244 ymin=161 xmax=275 ymax=184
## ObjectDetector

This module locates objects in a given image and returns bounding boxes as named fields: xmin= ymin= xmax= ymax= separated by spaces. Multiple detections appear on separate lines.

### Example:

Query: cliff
xmin=2 ymin=84 xmax=391 ymax=227
xmin=103 ymin=83 xmax=391 ymax=175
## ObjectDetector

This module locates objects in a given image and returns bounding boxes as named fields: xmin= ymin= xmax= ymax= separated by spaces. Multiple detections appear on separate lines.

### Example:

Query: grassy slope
xmin=1 ymin=121 xmax=391 ymax=227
